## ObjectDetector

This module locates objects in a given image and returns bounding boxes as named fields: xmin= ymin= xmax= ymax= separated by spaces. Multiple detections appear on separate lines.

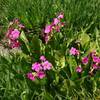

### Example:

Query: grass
xmin=0 ymin=0 xmax=100 ymax=30
xmin=0 ymin=0 xmax=100 ymax=100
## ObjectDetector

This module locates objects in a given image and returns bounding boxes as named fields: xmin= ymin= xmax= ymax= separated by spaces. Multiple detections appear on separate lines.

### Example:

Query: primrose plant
xmin=6 ymin=18 xmax=25 ymax=48
xmin=42 ymin=13 xmax=64 ymax=44
xmin=27 ymin=55 xmax=52 ymax=81
xmin=70 ymin=47 xmax=100 ymax=78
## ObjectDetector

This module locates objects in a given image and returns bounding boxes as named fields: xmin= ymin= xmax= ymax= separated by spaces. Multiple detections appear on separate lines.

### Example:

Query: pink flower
xmin=44 ymin=35 xmax=49 ymax=44
xmin=93 ymin=56 xmax=100 ymax=63
xmin=90 ymin=50 xmax=96 ymax=58
xmin=70 ymin=47 xmax=79 ymax=55
xmin=9 ymin=29 xmax=20 ymax=40
xmin=37 ymin=71 xmax=46 ymax=79
xmin=10 ymin=40 xmax=20 ymax=48
xmin=13 ymin=18 xmax=19 ymax=24
xmin=44 ymin=25 xmax=52 ymax=33
xmin=32 ymin=62 xmax=42 ymax=72
xmin=75 ymin=50 xmax=80 ymax=55
xmin=42 ymin=60 xmax=52 ymax=70
xmin=53 ymin=18 xmax=60 ymax=25
xmin=18 ymin=24 xmax=25 ymax=28
xmin=58 ymin=13 xmax=64 ymax=19
xmin=55 ymin=25 xmax=60 ymax=32
xmin=40 ymin=55 xmax=46 ymax=61
xmin=82 ymin=57 xmax=88 ymax=65
xmin=60 ymin=22 xmax=65 ymax=27
xmin=27 ymin=72 xmax=35 ymax=81
xmin=6 ymin=28 xmax=14 ymax=38
xmin=93 ymin=64 xmax=98 ymax=70
xmin=70 ymin=47 xmax=76 ymax=55
xmin=76 ymin=66 xmax=82 ymax=73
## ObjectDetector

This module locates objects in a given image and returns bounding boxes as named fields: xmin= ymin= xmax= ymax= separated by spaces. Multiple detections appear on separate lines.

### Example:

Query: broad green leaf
xmin=20 ymin=31 xmax=28 ymax=42
xmin=78 ymin=33 xmax=90 ymax=46
xmin=20 ymin=31 xmax=31 ymax=53
xmin=54 ymin=51 xmax=65 ymax=69
xmin=87 ymin=42 xmax=97 ymax=53
xmin=56 ymin=56 xmax=65 ymax=69
xmin=31 ymin=35 xmax=41 ymax=56
xmin=67 ymin=56 xmax=77 ymax=75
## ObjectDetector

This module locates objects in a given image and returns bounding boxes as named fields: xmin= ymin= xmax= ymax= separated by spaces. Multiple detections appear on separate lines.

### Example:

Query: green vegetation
xmin=0 ymin=0 xmax=100 ymax=100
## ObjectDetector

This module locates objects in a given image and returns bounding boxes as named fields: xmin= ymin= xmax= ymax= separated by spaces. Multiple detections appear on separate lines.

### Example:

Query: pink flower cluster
xmin=82 ymin=57 xmax=89 ymax=65
xmin=82 ymin=51 xmax=100 ymax=70
xmin=70 ymin=48 xmax=100 ymax=73
xmin=91 ymin=51 xmax=100 ymax=70
xmin=6 ymin=19 xmax=24 ymax=48
xmin=76 ymin=65 xmax=82 ymax=73
xmin=70 ymin=47 xmax=80 ymax=56
xmin=43 ymin=13 xmax=64 ymax=44
xmin=27 ymin=55 xmax=52 ymax=81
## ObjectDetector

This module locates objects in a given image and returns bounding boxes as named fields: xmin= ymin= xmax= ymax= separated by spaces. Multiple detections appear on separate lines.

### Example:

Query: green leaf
xmin=78 ymin=32 xmax=90 ymax=46
xmin=67 ymin=56 xmax=77 ymax=76
xmin=14 ymin=74 xmax=24 ymax=80
xmin=20 ymin=31 xmax=31 ymax=54
xmin=31 ymin=35 xmax=42 ymax=57
xmin=20 ymin=31 xmax=28 ymax=43
xmin=87 ymin=42 xmax=97 ymax=53
xmin=54 ymin=51 xmax=65 ymax=69
xmin=56 ymin=56 xmax=65 ymax=69
xmin=43 ymin=92 xmax=53 ymax=100
xmin=21 ymin=91 xmax=28 ymax=100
